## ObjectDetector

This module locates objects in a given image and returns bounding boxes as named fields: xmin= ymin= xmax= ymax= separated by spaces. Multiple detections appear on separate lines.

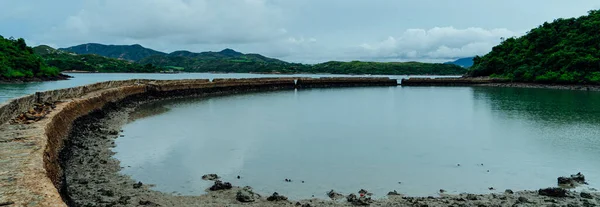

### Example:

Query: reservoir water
xmin=114 ymin=86 xmax=600 ymax=199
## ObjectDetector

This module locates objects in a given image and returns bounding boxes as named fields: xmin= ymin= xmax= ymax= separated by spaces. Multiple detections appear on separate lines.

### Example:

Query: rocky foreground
xmin=56 ymin=99 xmax=600 ymax=207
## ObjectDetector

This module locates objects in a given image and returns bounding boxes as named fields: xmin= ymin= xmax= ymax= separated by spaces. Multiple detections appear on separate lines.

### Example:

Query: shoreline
xmin=0 ymin=73 xmax=71 ymax=83
xmin=401 ymin=77 xmax=600 ymax=91
xmin=61 ymin=89 xmax=600 ymax=207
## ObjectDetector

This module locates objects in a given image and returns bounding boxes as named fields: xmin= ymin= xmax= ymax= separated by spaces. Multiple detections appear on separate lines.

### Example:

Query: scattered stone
xmin=108 ymin=130 xmax=119 ymax=135
xmin=139 ymin=200 xmax=160 ymax=206
xmin=296 ymin=202 xmax=302 ymax=206
xmin=488 ymin=187 xmax=495 ymax=190
xmin=505 ymin=189 xmax=514 ymax=194
xmin=302 ymin=180 xmax=305 ymax=183
xmin=267 ymin=192 xmax=288 ymax=202
xmin=440 ymin=189 xmax=446 ymax=193
xmin=558 ymin=172 xmax=587 ymax=186
xmin=346 ymin=193 xmax=373 ymax=206
xmin=327 ymin=190 xmax=344 ymax=200
xmin=133 ymin=181 xmax=143 ymax=188
xmin=11 ymin=102 xmax=56 ymax=124
xmin=285 ymin=178 xmax=292 ymax=182
xmin=201 ymin=174 xmax=220 ymax=181
xmin=517 ymin=196 xmax=529 ymax=203
xmin=466 ymin=194 xmax=478 ymax=200
xmin=387 ymin=190 xmax=401 ymax=196
xmin=0 ymin=202 xmax=15 ymax=206
xmin=118 ymin=196 xmax=131 ymax=205
xmin=302 ymin=204 xmax=312 ymax=207
xmin=237 ymin=175 xmax=240 ymax=179
xmin=209 ymin=180 xmax=232 ymax=191
xmin=538 ymin=188 xmax=568 ymax=197
xmin=236 ymin=187 xmax=260 ymax=203
xmin=457 ymin=164 xmax=461 ymax=166
xmin=581 ymin=192 xmax=594 ymax=199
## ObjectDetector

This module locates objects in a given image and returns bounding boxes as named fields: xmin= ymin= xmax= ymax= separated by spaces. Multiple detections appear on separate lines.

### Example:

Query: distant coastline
xmin=0 ymin=73 xmax=71 ymax=83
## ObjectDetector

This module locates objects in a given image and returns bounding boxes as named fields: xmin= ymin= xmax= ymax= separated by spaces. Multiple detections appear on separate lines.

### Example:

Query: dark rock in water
xmin=346 ymin=193 xmax=373 ymax=206
xmin=209 ymin=180 xmax=232 ymax=191
xmin=108 ymin=130 xmax=118 ymax=135
xmin=558 ymin=172 xmax=587 ymax=186
xmin=236 ymin=187 xmax=260 ymax=203
xmin=581 ymin=192 xmax=593 ymax=199
xmin=488 ymin=187 xmax=495 ymax=190
xmin=439 ymin=189 xmax=446 ymax=193
xmin=505 ymin=189 xmax=514 ymax=194
xmin=133 ymin=181 xmax=143 ymax=189
xmin=387 ymin=190 xmax=401 ymax=196
xmin=327 ymin=190 xmax=344 ymax=200
xmin=466 ymin=194 xmax=478 ymax=200
xmin=539 ymin=188 xmax=568 ymax=197
xmin=202 ymin=174 xmax=220 ymax=181
xmin=237 ymin=175 xmax=240 ymax=179
xmin=359 ymin=189 xmax=368 ymax=194
xmin=267 ymin=192 xmax=288 ymax=201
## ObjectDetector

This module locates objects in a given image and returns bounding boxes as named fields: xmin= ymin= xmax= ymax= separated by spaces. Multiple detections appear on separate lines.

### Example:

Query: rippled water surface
xmin=115 ymin=86 xmax=600 ymax=199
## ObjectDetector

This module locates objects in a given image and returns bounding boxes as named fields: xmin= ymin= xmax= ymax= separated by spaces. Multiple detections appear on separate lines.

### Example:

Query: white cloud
xmin=359 ymin=27 xmax=522 ymax=61
xmin=43 ymin=0 xmax=286 ymax=45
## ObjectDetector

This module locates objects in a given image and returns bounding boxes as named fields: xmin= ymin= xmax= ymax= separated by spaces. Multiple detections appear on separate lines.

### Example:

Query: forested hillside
xmin=469 ymin=10 xmax=600 ymax=83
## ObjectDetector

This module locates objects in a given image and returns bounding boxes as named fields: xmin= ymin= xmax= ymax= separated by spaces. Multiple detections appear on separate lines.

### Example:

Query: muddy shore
xmin=60 ymin=94 xmax=600 ymax=207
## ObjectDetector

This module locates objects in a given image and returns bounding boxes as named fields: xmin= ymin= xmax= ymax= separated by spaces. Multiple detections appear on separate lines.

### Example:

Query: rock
xmin=236 ymin=188 xmax=259 ymax=203
xmin=359 ymin=189 xmax=368 ymax=194
xmin=387 ymin=190 xmax=401 ymax=196
xmin=538 ymin=188 xmax=568 ymax=197
xmin=558 ymin=172 xmax=587 ymax=186
xmin=327 ymin=190 xmax=344 ymax=200
xmin=237 ymin=175 xmax=241 ymax=179
xmin=133 ymin=181 xmax=143 ymax=188
xmin=346 ymin=193 xmax=373 ymax=206
xmin=440 ymin=189 xmax=446 ymax=193
xmin=139 ymin=200 xmax=160 ymax=206
xmin=202 ymin=174 xmax=220 ymax=181
xmin=267 ymin=192 xmax=288 ymax=201
xmin=209 ymin=180 xmax=232 ymax=191
xmin=505 ymin=189 xmax=514 ymax=194
xmin=0 ymin=202 xmax=15 ymax=206
xmin=302 ymin=204 xmax=312 ymax=207
xmin=581 ymin=192 xmax=594 ymax=199
xmin=118 ymin=196 xmax=131 ymax=205
xmin=466 ymin=194 xmax=478 ymax=200
xmin=517 ymin=196 xmax=528 ymax=203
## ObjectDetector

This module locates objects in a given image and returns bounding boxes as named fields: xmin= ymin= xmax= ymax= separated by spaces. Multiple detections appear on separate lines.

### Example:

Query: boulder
xmin=236 ymin=187 xmax=260 ymax=203
xmin=209 ymin=180 xmax=232 ymax=191
xmin=267 ymin=192 xmax=288 ymax=202
xmin=387 ymin=190 xmax=401 ymax=196
xmin=538 ymin=188 xmax=568 ymax=197
xmin=202 ymin=174 xmax=220 ymax=181
xmin=327 ymin=190 xmax=344 ymax=200
xmin=581 ymin=192 xmax=593 ymax=199
xmin=346 ymin=193 xmax=373 ymax=206
xmin=558 ymin=172 xmax=587 ymax=186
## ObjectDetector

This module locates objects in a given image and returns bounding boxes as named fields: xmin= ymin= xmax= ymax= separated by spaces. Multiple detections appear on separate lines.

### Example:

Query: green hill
xmin=469 ymin=10 xmax=600 ymax=84
xmin=60 ymin=43 xmax=166 ymax=61
xmin=310 ymin=61 xmax=466 ymax=75
xmin=0 ymin=36 xmax=60 ymax=79
xmin=34 ymin=45 xmax=164 ymax=73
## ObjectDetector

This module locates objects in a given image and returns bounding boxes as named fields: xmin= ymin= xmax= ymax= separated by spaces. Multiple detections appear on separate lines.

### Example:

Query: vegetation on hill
xmin=0 ymin=36 xmax=60 ymax=78
xmin=60 ymin=43 xmax=166 ymax=61
xmin=34 ymin=45 xmax=164 ymax=73
xmin=309 ymin=61 xmax=465 ymax=75
xmin=60 ymin=44 xmax=467 ymax=75
xmin=469 ymin=10 xmax=600 ymax=84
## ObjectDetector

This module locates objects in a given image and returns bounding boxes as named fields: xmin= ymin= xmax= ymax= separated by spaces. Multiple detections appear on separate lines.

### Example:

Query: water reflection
xmin=114 ymin=86 xmax=600 ymax=199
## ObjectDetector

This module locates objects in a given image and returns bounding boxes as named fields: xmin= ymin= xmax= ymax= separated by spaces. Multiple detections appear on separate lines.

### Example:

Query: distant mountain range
xmin=31 ymin=43 xmax=467 ymax=75
xmin=444 ymin=57 xmax=474 ymax=68
xmin=60 ymin=43 xmax=166 ymax=61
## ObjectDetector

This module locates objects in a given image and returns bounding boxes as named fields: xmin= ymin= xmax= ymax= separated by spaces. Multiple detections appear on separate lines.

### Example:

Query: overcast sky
xmin=1 ymin=0 xmax=599 ymax=63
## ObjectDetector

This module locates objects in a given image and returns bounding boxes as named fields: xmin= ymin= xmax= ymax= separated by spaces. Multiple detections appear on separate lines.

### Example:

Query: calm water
xmin=0 ymin=73 xmax=441 ymax=104
xmin=115 ymin=86 xmax=600 ymax=199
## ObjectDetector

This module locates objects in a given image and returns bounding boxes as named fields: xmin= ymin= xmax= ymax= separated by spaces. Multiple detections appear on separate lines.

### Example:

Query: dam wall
xmin=0 ymin=77 xmax=396 ymax=206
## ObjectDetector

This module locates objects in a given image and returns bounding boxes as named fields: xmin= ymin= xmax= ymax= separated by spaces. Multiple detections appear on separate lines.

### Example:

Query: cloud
xmin=43 ymin=0 xmax=286 ymax=45
xmin=358 ymin=27 xmax=522 ymax=61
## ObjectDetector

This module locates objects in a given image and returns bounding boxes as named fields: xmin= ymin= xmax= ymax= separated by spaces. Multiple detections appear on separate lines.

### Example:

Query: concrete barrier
xmin=0 ymin=77 xmax=398 ymax=206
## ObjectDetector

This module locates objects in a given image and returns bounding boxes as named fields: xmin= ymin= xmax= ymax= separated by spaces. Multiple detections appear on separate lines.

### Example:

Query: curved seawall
xmin=0 ymin=77 xmax=396 ymax=206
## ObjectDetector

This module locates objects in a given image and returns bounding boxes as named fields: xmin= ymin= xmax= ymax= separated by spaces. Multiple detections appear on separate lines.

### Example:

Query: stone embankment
xmin=0 ymin=77 xmax=396 ymax=206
